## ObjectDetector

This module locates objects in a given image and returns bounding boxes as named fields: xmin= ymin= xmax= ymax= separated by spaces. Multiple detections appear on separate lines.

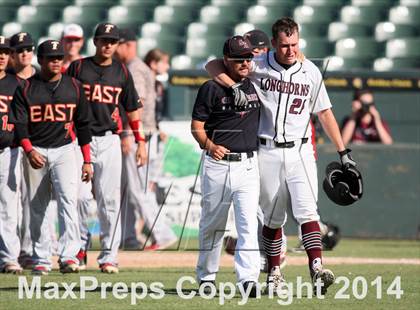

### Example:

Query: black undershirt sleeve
xmin=73 ymin=80 xmax=92 ymax=146
xmin=192 ymin=81 xmax=217 ymax=121
xmin=9 ymin=84 xmax=29 ymax=141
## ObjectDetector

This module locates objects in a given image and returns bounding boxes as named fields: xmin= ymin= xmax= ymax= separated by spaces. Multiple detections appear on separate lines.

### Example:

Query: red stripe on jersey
xmin=310 ymin=119 xmax=317 ymax=160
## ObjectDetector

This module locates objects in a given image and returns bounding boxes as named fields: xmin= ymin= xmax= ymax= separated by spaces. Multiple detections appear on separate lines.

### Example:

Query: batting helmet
xmin=321 ymin=222 xmax=341 ymax=250
xmin=323 ymin=161 xmax=363 ymax=206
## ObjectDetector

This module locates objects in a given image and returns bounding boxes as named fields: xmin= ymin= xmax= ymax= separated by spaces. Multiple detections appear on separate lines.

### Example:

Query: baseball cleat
xmin=76 ymin=249 xmax=87 ymax=271
xmin=32 ymin=265 xmax=49 ymax=275
xmin=266 ymin=266 xmax=285 ymax=293
xmin=312 ymin=268 xmax=335 ymax=295
xmin=199 ymin=280 xmax=216 ymax=295
xmin=144 ymin=237 xmax=178 ymax=251
xmin=2 ymin=262 xmax=23 ymax=274
xmin=59 ymin=260 xmax=80 ymax=274
xmin=100 ymin=263 xmax=119 ymax=274
xmin=242 ymin=281 xmax=258 ymax=298
xmin=18 ymin=255 xmax=34 ymax=270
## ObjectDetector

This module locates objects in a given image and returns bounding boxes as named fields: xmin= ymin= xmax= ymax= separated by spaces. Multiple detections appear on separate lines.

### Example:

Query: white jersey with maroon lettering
xmin=250 ymin=51 xmax=331 ymax=143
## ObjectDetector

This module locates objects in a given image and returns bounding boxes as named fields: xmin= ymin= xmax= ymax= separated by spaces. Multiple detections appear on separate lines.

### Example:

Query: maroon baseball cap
xmin=223 ymin=36 xmax=253 ymax=58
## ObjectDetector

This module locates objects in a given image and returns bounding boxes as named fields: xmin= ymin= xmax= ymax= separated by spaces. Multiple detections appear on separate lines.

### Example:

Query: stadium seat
xmin=62 ymin=5 xmax=106 ymax=35
xmin=340 ymin=5 xmax=384 ymax=26
xmin=75 ymin=0 xmax=115 ymax=6
xmin=299 ymin=23 xmax=327 ymax=38
xmin=48 ymin=22 xmax=65 ymax=39
xmin=141 ymin=22 xmax=184 ymax=39
xmin=137 ymin=37 xmax=183 ymax=58
xmin=171 ymin=54 xmax=208 ymax=70
xmin=247 ymin=5 xmax=291 ymax=25
xmin=186 ymin=36 xmax=225 ymax=58
xmin=375 ymin=22 xmax=416 ymax=42
xmin=0 ymin=7 xmax=15 ymax=24
xmin=258 ymin=0 xmax=295 ymax=6
xmin=389 ymin=5 xmax=420 ymax=25
xmin=30 ymin=0 xmax=70 ymax=7
xmin=2 ymin=22 xmax=22 ymax=38
xmin=327 ymin=22 xmax=370 ymax=42
xmin=108 ymin=5 xmax=148 ymax=30
xmin=386 ymin=38 xmax=420 ymax=59
xmin=0 ymin=0 xmax=25 ymax=8
xmin=400 ymin=0 xmax=420 ymax=6
xmin=234 ymin=23 xmax=256 ymax=36
xmin=17 ymin=5 xmax=60 ymax=23
xmin=299 ymin=37 xmax=333 ymax=58
xmin=212 ymin=0 xmax=256 ymax=15
xmin=335 ymin=38 xmax=381 ymax=60
xmin=187 ymin=22 xmax=231 ymax=39
xmin=154 ymin=5 xmax=195 ymax=24
xmin=84 ymin=36 xmax=95 ymax=55
xmin=373 ymin=57 xmax=420 ymax=71
xmin=200 ymin=5 xmax=241 ymax=25
xmin=294 ymin=5 xmax=337 ymax=25
xmin=351 ymin=0 xmax=394 ymax=10
xmin=324 ymin=55 xmax=370 ymax=71
xmin=304 ymin=0 xmax=346 ymax=7
xmin=119 ymin=0 xmax=159 ymax=17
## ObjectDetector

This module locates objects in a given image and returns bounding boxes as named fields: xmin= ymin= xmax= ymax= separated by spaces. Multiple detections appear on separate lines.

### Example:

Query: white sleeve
xmin=310 ymin=69 xmax=332 ymax=113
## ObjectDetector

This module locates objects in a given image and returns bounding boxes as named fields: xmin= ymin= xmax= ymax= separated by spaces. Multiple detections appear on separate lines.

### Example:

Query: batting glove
xmin=231 ymin=82 xmax=248 ymax=108
xmin=338 ymin=149 xmax=356 ymax=168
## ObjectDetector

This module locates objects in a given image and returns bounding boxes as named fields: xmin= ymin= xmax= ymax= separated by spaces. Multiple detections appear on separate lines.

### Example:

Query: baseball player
xmin=9 ymin=32 xmax=38 ymax=269
xmin=0 ymin=36 xmax=24 ymax=274
xmin=115 ymin=29 xmax=177 ymax=250
xmin=206 ymin=17 xmax=356 ymax=294
xmin=192 ymin=36 xmax=261 ymax=296
xmin=61 ymin=23 xmax=84 ymax=73
xmin=9 ymin=39 xmax=92 ymax=275
xmin=67 ymin=23 xmax=147 ymax=273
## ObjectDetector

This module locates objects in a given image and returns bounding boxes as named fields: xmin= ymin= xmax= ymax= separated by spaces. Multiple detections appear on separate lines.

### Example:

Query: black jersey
xmin=66 ymin=57 xmax=141 ymax=136
xmin=9 ymin=74 xmax=92 ymax=148
xmin=192 ymin=78 xmax=260 ymax=153
xmin=0 ymin=73 xmax=20 ymax=149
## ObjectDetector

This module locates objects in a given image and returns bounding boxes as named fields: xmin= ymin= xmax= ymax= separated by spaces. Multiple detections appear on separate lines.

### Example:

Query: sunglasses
xmin=229 ymin=57 xmax=253 ymax=63
xmin=15 ymin=47 xmax=34 ymax=54
xmin=45 ymin=55 xmax=64 ymax=61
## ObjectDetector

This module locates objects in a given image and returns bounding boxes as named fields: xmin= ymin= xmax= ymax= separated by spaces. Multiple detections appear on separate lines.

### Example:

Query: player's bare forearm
xmin=136 ymin=141 xmax=147 ymax=166
xmin=205 ymin=59 xmax=235 ymax=88
xmin=318 ymin=109 xmax=346 ymax=152
xmin=341 ymin=118 xmax=356 ymax=145
xmin=191 ymin=120 xmax=229 ymax=160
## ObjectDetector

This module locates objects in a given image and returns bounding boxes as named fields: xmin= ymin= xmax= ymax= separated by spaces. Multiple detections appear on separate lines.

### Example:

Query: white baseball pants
xmin=197 ymin=153 xmax=260 ymax=284
xmin=258 ymin=139 xmax=320 ymax=228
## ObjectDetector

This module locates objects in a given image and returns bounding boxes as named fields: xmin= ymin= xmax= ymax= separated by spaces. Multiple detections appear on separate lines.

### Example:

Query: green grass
xmin=0 ymin=265 xmax=418 ymax=309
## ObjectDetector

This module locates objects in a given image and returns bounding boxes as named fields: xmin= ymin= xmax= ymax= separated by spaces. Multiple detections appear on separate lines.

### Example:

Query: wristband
xmin=129 ymin=120 xmax=146 ymax=143
xmin=81 ymin=144 xmax=91 ymax=163
xmin=83 ymin=161 xmax=92 ymax=165
xmin=21 ymin=138 xmax=33 ymax=154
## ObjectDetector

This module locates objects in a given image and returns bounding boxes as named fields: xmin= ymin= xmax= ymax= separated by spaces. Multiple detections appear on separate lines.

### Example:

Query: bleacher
xmin=1 ymin=0 xmax=419 ymax=71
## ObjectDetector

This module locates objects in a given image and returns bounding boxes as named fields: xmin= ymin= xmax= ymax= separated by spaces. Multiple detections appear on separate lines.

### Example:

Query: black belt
xmin=221 ymin=151 xmax=254 ymax=161
xmin=259 ymin=138 xmax=308 ymax=148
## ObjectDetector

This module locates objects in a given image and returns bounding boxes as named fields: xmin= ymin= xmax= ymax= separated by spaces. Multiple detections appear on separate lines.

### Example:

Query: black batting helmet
xmin=323 ymin=162 xmax=363 ymax=206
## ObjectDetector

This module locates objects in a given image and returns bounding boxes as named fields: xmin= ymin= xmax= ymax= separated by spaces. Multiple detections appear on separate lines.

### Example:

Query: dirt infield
xmin=53 ymin=251 xmax=420 ymax=269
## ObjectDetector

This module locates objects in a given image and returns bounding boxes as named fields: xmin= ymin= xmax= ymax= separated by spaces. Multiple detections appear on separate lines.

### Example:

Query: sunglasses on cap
xmin=15 ymin=46 xmax=34 ymax=54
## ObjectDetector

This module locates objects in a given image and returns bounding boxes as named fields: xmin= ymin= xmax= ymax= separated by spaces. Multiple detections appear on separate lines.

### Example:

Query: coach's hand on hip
xmin=27 ymin=149 xmax=46 ymax=169
xmin=208 ymin=143 xmax=230 ymax=161
xmin=136 ymin=141 xmax=147 ymax=166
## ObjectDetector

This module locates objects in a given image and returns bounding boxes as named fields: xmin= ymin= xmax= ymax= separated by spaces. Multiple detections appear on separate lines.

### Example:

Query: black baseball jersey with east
xmin=66 ymin=57 xmax=141 ymax=136
xmin=192 ymin=78 xmax=260 ymax=153
xmin=9 ymin=74 xmax=92 ymax=147
xmin=0 ymin=73 xmax=20 ymax=149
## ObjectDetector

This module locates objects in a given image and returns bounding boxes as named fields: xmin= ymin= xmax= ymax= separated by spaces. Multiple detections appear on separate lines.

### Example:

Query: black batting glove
xmin=338 ymin=149 xmax=356 ymax=168
xmin=231 ymin=82 xmax=248 ymax=108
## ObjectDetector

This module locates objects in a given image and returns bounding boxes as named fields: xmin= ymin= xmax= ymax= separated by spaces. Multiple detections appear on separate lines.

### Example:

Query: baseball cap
xmin=119 ymin=28 xmax=137 ymax=43
xmin=0 ymin=36 xmax=11 ymax=50
xmin=37 ymin=40 xmax=65 ymax=58
xmin=244 ymin=29 xmax=270 ymax=49
xmin=223 ymin=36 xmax=253 ymax=58
xmin=94 ymin=23 xmax=119 ymax=40
xmin=10 ymin=32 xmax=34 ymax=50
xmin=62 ymin=23 xmax=84 ymax=39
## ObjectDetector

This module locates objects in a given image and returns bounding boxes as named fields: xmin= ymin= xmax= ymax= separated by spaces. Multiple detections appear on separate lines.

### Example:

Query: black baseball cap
xmin=10 ymin=32 xmax=34 ymax=50
xmin=223 ymin=36 xmax=253 ymax=58
xmin=244 ymin=29 xmax=270 ymax=49
xmin=37 ymin=40 xmax=64 ymax=57
xmin=119 ymin=28 xmax=137 ymax=43
xmin=94 ymin=23 xmax=119 ymax=40
xmin=0 ymin=36 xmax=11 ymax=50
